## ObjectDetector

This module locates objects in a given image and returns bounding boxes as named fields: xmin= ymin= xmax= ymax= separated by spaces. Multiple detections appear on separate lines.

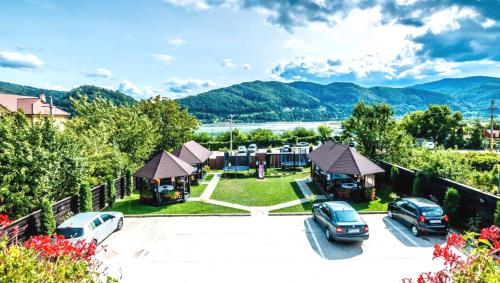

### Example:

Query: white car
xmin=248 ymin=144 xmax=257 ymax=153
xmin=423 ymin=141 xmax=435 ymax=149
xmin=55 ymin=212 xmax=124 ymax=245
xmin=237 ymin=145 xmax=247 ymax=153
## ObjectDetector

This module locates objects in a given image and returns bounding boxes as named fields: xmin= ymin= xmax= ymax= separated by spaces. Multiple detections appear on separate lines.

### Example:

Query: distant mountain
xmin=0 ymin=82 xmax=136 ymax=115
xmin=177 ymin=77 xmax=491 ymax=122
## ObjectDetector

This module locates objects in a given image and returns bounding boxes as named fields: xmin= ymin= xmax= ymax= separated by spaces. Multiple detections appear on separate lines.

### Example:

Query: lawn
xmin=270 ymin=185 xmax=391 ymax=213
xmin=107 ymin=194 xmax=248 ymax=215
xmin=210 ymin=169 xmax=310 ymax=206
xmin=204 ymin=174 xmax=214 ymax=182
xmin=190 ymin=183 xmax=207 ymax=198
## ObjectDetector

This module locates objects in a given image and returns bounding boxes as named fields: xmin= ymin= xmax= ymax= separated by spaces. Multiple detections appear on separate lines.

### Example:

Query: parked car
xmin=388 ymin=197 xmax=448 ymax=237
xmin=422 ymin=141 xmax=435 ymax=149
xmin=55 ymin=212 xmax=124 ymax=245
xmin=312 ymin=201 xmax=369 ymax=242
xmin=296 ymin=142 xmax=309 ymax=148
xmin=237 ymin=145 xmax=247 ymax=153
xmin=247 ymin=144 xmax=257 ymax=153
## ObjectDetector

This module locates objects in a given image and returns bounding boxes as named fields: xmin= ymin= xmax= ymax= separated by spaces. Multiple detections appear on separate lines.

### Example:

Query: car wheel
xmin=325 ymin=227 xmax=333 ymax=241
xmin=388 ymin=210 xmax=393 ymax=218
xmin=411 ymin=225 xmax=420 ymax=237
xmin=92 ymin=239 xmax=98 ymax=246
xmin=116 ymin=218 xmax=124 ymax=231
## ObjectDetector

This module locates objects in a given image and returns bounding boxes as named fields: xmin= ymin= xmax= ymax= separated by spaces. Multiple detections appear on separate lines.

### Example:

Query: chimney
xmin=39 ymin=92 xmax=46 ymax=103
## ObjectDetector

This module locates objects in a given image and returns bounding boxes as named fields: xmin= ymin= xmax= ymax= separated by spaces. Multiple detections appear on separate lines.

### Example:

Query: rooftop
xmin=0 ymin=93 xmax=70 ymax=116
xmin=173 ymin=140 xmax=212 ymax=164
xmin=134 ymin=151 xmax=196 ymax=179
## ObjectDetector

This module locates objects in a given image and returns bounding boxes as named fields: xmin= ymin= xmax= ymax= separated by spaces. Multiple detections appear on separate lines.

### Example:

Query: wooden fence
xmin=376 ymin=160 xmax=500 ymax=228
xmin=3 ymin=175 xmax=135 ymax=244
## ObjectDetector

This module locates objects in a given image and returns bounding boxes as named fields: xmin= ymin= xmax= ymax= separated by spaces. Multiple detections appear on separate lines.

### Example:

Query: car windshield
xmin=56 ymin=227 xmax=84 ymax=239
xmin=334 ymin=210 xmax=362 ymax=222
xmin=421 ymin=207 xmax=443 ymax=217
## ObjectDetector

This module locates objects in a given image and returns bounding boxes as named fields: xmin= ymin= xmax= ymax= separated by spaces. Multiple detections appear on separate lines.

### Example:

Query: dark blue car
xmin=312 ymin=201 xmax=369 ymax=242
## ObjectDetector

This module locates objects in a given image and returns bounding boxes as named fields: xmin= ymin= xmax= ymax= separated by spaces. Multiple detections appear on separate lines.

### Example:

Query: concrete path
xmin=205 ymin=199 xmax=251 ymax=212
xmin=200 ymin=173 xmax=222 ymax=201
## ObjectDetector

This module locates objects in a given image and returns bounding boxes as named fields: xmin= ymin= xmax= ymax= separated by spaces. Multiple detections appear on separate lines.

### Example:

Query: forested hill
xmin=177 ymin=77 xmax=500 ymax=122
xmin=0 ymin=82 xmax=135 ymax=115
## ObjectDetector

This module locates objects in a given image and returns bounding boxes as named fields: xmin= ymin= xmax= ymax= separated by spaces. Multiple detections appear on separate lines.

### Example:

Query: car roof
xmin=57 ymin=212 xmax=103 ymax=228
xmin=324 ymin=201 xmax=355 ymax=211
xmin=403 ymin=197 xmax=440 ymax=208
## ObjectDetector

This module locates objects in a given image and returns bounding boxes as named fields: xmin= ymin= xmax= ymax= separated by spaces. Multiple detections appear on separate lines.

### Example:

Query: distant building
xmin=484 ymin=129 xmax=500 ymax=139
xmin=0 ymin=93 xmax=70 ymax=125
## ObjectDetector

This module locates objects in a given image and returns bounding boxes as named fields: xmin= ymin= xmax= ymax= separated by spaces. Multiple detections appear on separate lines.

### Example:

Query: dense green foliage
xmin=412 ymin=173 xmax=424 ymax=197
xmin=494 ymin=201 xmax=500 ymax=227
xmin=390 ymin=166 xmax=399 ymax=191
xmin=126 ymin=168 xmax=133 ymax=195
xmin=176 ymin=76 xmax=500 ymax=122
xmin=106 ymin=176 xmax=116 ymax=208
xmin=79 ymin=183 xmax=92 ymax=212
xmin=342 ymin=102 xmax=413 ymax=161
xmin=468 ymin=120 xmax=485 ymax=149
xmin=0 ymin=81 xmax=135 ymax=115
xmin=39 ymin=198 xmax=56 ymax=235
xmin=444 ymin=188 xmax=460 ymax=223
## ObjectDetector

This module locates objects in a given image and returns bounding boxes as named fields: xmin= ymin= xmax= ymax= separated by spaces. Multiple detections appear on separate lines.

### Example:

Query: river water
xmin=197 ymin=121 xmax=343 ymax=135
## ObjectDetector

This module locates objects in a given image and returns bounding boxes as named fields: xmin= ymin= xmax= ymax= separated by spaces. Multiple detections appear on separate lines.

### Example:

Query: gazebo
xmin=308 ymin=141 xmax=385 ymax=200
xmin=173 ymin=140 xmax=212 ymax=183
xmin=134 ymin=151 xmax=196 ymax=205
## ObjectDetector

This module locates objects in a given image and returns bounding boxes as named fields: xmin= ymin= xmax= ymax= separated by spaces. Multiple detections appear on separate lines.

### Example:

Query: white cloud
xmin=424 ymin=6 xmax=479 ymax=34
xmin=168 ymin=38 xmax=187 ymax=46
xmin=164 ymin=0 xmax=210 ymax=11
xmin=222 ymin=58 xmax=235 ymax=68
xmin=481 ymin=18 xmax=496 ymax=28
xmin=282 ymin=38 xmax=307 ymax=50
xmin=119 ymin=80 xmax=143 ymax=96
xmin=0 ymin=51 xmax=44 ymax=70
xmin=87 ymin=68 xmax=113 ymax=78
xmin=152 ymin=54 xmax=174 ymax=64
xmin=165 ymin=77 xmax=216 ymax=94
xmin=243 ymin=64 xmax=251 ymax=70
xmin=43 ymin=84 xmax=68 ymax=91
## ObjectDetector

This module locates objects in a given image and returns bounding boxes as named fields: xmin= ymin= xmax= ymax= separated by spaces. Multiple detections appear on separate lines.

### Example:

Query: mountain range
xmin=1 ymin=76 xmax=498 ymax=122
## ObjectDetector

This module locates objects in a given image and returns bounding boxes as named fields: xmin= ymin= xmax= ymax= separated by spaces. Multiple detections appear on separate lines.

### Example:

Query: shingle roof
xmin=173 ymin=140 xmax=212 ymax=164
xmin=0 ymin=93 xmax=70 ymax=116
xmin=308 ymin=141 xmax=385 ymax=175
xmin=134 ymin=151 xmax=196 ymax=179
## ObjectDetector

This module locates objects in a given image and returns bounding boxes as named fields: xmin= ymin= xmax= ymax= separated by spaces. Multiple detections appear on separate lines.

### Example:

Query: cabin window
xmin=364 ymin=174 xmax=375 ymax=188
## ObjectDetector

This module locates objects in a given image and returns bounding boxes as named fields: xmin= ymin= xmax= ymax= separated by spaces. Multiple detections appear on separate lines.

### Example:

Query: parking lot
xmin=96 ymin=214 xmax=447 ymax=282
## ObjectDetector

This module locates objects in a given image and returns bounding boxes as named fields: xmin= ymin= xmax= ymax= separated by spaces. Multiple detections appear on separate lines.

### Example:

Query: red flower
xmin=0 ymin=214 xmax=12 ymax=227
xmin=24 ymin=234 xmax=96 ymax=261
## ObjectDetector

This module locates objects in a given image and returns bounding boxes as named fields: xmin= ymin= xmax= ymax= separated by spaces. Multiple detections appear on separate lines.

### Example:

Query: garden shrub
xmin=411 ymin=173 xmax=424 ymax=197
xmin=126 ymin=168 xmax=133 ymax=195
xmin=39 ymin=198 xmax=56 ymax=235
xmin=444 ymin=187 xmax=460 ymax=224
xmin=106 ymin=176 xmax=116 ymax=208
xmin=79 ymin=183 xmax=92 ymax=212
xmin=390 ymin=165 xmax=399 ymax=191
xmin=203 ymin=165 xmax=210 ymax=174
xmin=495 ymin=201 xmax=500 ymax=227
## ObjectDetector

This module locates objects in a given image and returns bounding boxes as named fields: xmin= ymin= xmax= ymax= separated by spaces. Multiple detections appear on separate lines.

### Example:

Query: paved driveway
xmin=96 ymin=215 xmax=446 ymax=282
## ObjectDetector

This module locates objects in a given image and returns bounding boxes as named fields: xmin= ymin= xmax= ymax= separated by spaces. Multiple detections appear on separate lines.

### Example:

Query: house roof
xmin=0 ymin=93 xmax=70 ymax=116
xmin=173 ymin=140 xmax=212 ymax=164
xmin=308 ymin=141 xmax=385 ymax=175
xmin=134 ymin=151 xmax=196 ymax=179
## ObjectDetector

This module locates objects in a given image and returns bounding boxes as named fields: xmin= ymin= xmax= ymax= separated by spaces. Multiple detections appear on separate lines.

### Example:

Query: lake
xmin=197 ymin=121 xmax=343 ymax=134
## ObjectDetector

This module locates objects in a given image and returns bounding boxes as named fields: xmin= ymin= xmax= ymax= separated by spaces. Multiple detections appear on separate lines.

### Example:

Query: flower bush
xmin=24 ymin=234 xmax=96 ymax=261
xmin=403 ymin=225 xmax=500 ymax=282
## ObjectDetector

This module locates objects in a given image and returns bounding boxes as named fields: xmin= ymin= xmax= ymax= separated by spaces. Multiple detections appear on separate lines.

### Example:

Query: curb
xmin=124 ymin=213 xmax=251 ymax=218
xmin=268 ymin=211 xmax=387 ymax=216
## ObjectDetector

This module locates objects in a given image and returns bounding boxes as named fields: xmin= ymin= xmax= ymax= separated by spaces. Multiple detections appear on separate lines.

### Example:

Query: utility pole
xmin=489 ymin=99 xmax=496 ymax=151
xmin=49 ymin=96 xmax=54 ymax=117
xmin=229 ymin=114 xmax=234 ymax=153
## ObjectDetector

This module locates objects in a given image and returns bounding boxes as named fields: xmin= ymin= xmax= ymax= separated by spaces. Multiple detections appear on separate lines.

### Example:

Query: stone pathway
xmin=192 ymin=175 xmax=325 ymax=216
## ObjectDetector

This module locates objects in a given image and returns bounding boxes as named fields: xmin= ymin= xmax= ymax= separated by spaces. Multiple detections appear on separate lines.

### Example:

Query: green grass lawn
xmin=204 ymin=174 xmax=214 ymax=182
xmin=270 ymin=186 xmax=391 ymax=213
xmin=190 ymin=183 xmax=207 ymax=198
xmin=210 ymin=168 xmax=310 ymax=206
xmin=107 ymin=194 xmax=248 ymax=215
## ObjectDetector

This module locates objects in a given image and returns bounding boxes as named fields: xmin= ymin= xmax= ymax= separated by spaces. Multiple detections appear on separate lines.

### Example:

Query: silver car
xmin=56 ymin=212 xmax=124 ymax=245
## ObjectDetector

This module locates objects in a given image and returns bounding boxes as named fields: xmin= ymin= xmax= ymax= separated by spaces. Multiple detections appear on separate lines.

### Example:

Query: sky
xmin=0 ymin=0 xmax=499 ymax=99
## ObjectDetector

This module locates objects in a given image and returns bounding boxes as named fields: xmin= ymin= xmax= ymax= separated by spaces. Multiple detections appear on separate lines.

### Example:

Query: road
xmin=96 ymin=215 xmax=447 ymax=283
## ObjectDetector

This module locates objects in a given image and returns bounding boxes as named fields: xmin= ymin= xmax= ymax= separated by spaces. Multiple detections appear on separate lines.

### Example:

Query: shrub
xmin=444 ymin=187 xmax=460 ymax=223
xmin=203 ymin=165 xmax=210 ymax=174
xmin=389 ymin=192 xmax=399 ymax=201
xmin=39 ymin=198 xmax=56 ymax=235
xmin=494 ymin=201 xmax=500 ymax=227
xmin=390 ymin=165 xmax=399 ymax=191
xmin=106 ymin=176 xmax=116 ymax=208
xmin=126 ymin=168 xmax=133 ymax=195
xmin=79 ymin=183 xmax=92 ymax=212
xmin=411 ymin=173 xmax=424 ymax=197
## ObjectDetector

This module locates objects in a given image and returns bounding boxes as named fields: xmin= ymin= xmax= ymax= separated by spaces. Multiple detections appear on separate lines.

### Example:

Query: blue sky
xmin=0 ymin=0 xmax=499 ymax=99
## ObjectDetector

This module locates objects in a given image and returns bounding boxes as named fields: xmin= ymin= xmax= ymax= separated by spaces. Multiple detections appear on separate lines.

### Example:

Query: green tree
xmin=342 ymin=102 xmax=412 ymax=161
xmin=79 ymin=183 xmax=92 ymax=212
xmin=106 ymin=176 xmax=116 ymax=208
xmin=390 ymin=166 xmax=400 ymax=191
xmin=126 ymin=168 xmax=133 ymax=196
xmin=467 ymin=120 xmax=484 ymax=149
xmin=248 ymin=128 xmax=277 ymax=142
xmin=412 ymin=173 xmax=424 ymax=197
xmin=444 ymin=187 xmax=460 ymax=224
xmin=494 ymin=201 xmax=500 ymax=227
xmin=317 ymin=125 xmax=333 ymax=142
xmin=39 ymin=198 xmax=56 ymax=235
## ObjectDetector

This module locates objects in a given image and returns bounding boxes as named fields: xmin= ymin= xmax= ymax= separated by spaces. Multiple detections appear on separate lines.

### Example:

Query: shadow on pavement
xmin=304 ymin=217 xmax=364 ymax=260
xmin=382 ymin=216 xmax=446 ymax=248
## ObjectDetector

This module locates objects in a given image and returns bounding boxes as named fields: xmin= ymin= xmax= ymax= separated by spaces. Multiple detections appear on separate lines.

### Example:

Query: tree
xmin=39 ymin=198 xmax=56 ymax=235
xmin=342 ymin=102 xmax=412 ymax=161
xmin=390 ymin=166 xmax=400 ymax=191
xmin=79 ymin=183 xmax=92 ymax=212
xmin=126 ymin=168 xmax=133 ymax=196
xmin=494 ymin=201 xmax=500 ymax=227
xmin=412 ymin=173 xmax=424 ymax=197
xmin=106 ymin=176 xmax=116 ymax=208
xmin=467 ymin=120 xmax=484 ymax=149
xmin=444 ymin=187 xmax=460 ymax=224
xmin=317 ymin=125 xmax=333 ymax=142
xmin=248 ymin=128 xmax=277 ymax=142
